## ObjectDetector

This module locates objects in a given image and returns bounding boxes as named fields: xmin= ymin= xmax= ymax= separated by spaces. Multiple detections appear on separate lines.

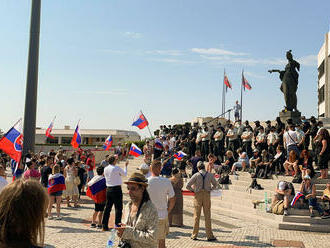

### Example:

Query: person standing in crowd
xmin=99 ymin=155 xmax=109 ymax=168
xmin=186 ymin=161 xmax=217 ymax=241
xmin=310 ymin=116 xmax=319 ymax=162
xmin=201 ymin=125 xmax=210 ymax=161
xmin=255 ymin=126 xmax=267 ymax=153
xmin=154 ymin=137 xmax=164 ymax=160
xmin=253 ymin=120 xmax=261 ymax=138
xmin=116 ymin=172 xmax=158 ymax=248
xmin=235 ymin=120 xmax=244 ymax=148
xmin=213 ymin=124 xmax=224 ymax=162
xmin=168 ymin=168 xmax=184 ymax=227
xmin=148 ymin=160 xmax=175 ymax=248
xmin=187 ymin=150 xmax=202 ymax=176
xmin=48 ymin=164 xmax=65 ymax=220
xmin=296 ymin=124 xmax=305 ymax=152
xmin=40 ymin=157 xmax=53 ymax=188
xmin=301 ymin=116 xmax=311 ymax=149
xmin=0 ymin=179 xmax=48 ymax=248
xmin=63 ymin=158 xmax=79 ymax=208
xmin=265 ymin=120 xmax=272 ymax=135
xmin=283 ymin=124 xmax=299 ymax=157
xmin=317 ymin=129 xmax=330 ymax=179
xmin=275 ymin=117 xmax=285 ymax=145
xmin=0 ymin=165 xmax=8 ymax=192
xmin=267 ymin=126 xmax=279 ymax=156
xmin=143 ymin=140 xmax=153 ymax=165
xmin=226 ymin=124 xmax=238 ymax=158
xmin=102 ymin=155 xmax=129 ymax=231
xmin=160 ymin=145 xmax=173 ymax=177
xmin=86 ymin=154 xmax=94 ymax=181
xmin=188 ymin=125 xmax=197 ymax=157
xmin=233 ymin=100 xmax=241 ymax=121
xmin=241 ymin=126 xmax=253 ymax=158
xmin=23 ymin=159 xmax=41 ymax=180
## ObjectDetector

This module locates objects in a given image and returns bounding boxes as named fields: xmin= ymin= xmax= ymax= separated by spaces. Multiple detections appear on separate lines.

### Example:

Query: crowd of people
xmin=0 ymin=114 xmax=329 ymax=247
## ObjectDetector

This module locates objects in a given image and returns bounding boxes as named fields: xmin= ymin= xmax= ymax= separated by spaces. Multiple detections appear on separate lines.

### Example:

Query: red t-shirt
xmin=86 ymin=158 xmax=94 ymax=171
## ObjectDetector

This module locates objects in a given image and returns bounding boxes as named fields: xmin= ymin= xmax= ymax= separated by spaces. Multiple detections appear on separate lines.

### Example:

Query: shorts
xmin=94 ymin=203 xmax=105 ymax=212
xmin=50 ymin=191 xmax=63 ymax=197
xmin=157 ymin=218 xmax=169 ymax=240
xmin=87 ymin=170 xmax=94 ymax=180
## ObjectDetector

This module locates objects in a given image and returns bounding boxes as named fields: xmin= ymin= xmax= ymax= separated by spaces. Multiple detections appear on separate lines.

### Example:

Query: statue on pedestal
xmin=268 ymin=50 xmax=300 ymax=112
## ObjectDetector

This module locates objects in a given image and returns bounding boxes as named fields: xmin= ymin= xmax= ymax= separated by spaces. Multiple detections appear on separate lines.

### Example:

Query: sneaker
xmin=310 ymin=212 xmax=315 ymax=218
xmin=207 ymin=237 xmax=217 ymax=242
xmin=191 ymin=237 xmax=198 ymax=241
xmin=97 ymin=225 xmax=103 ymax=229
xmin=90 ymin=223 xmax=96 ymax=228
xmin=48 ymin=216 xmax=53 ymax=220
xmin=55 ymin=216 xmax=62 ymax=220
xmin=283 ymin=210 xmax=288 ymax=216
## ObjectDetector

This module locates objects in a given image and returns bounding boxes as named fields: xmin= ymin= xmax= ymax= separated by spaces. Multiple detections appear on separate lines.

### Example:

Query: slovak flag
xmin=0 ymin=119 xmax=23 ymax=162
xmin=48 ymin=173 xmax=66 ymax=194
xmin=154 ymin=139 xmax=163 ymax=150
xmin=103 ymin=135 xmax=113 ymax=151
xmin=129 ymin=143 xmax=142 ymax=157
xmin=242 ymin=73 xmax=252 ymax=91
xmin=174 ymin=151 xmax=187 ymax=161
xmin=224 ymin=74 xmax=232 ymax=90
xmin=132 ymin=112 xmax=149 ymax=129
xmin=46 ymin=117 xmax=56 ymax=139
xmin=86 ymin=175 xmax=107 ymax=203
xmin=71 ymin=122 xmax=81 ymax=149
xmin=291 ymin=192 xmax=304 ymax=207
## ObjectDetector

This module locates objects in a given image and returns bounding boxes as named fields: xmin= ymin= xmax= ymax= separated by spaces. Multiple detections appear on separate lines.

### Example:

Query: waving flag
xmin=224 ymin=74 xmax=232 ymax=91
xmin=154 ymin=139 xmax=163 ymax=150
xmin=48 ymin=173 xmax=66 ymax=194
xmin=71 ymin=122 xmax=81 ymax=149
xmin=103 ymin=135 xmax=113 ymax=151
xmin=0 ymin=119 xmax=23 ymax=162
xmin=129 ymin=143 xmax=142 ymax=157
xmin=242 ymin=73 xmax=252 ymax=91
xmin=132 ymin=112 xmax=149 ymax=129
xmin=291 ymin=192 xmax=304 ymax=207
xmin=86 ymin=176 xmax=107 ymax=203
xmin=174 ymin=151 xmax=187 ymax=161
xmin=46 ymin=116 xmax=56 ymax=139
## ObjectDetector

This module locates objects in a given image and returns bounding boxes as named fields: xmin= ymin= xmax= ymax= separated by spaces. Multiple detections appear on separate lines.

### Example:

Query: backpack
xmin=272 ymin=200 xmax=284 ymax=215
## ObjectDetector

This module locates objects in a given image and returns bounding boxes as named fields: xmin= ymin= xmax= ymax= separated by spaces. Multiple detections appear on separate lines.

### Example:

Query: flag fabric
xmin=224 ymin=75 xmax=232 ymax=91
xmin=86 ymin=175 xmax=107 ymax=203
xmin=48 ymin=173 xmax=66 ymax=194
xmin=46 ymin=117 xmax=55 ymax=139
xmin=242 ymin=73 xmax=252 ymax=91
xmin=129 ymin=143 xmax=142 ymax=157
xmin=291 ymin=192 xmax=304 ymax=207
xmin=71 ymin=123 xmax=81 ymax=149
xmin=0 ymin=119 xmax=23 ymax=162
xmin=132 ymin=112 xmax=149 ymax=129
xmin=154 ymin=139 xmax=163 ymax=150
xmin=174 ymin=151 xmax=187 ymax=161
xmin=103 ymin=135 xmax=113 ymax=151
xmin=11 ymin=159 xmax=23 ymax=181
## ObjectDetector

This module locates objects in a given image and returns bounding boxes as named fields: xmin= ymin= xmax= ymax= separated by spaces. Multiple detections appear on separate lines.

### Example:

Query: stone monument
xmin=268 ymin=50 xmax=301 ymax=124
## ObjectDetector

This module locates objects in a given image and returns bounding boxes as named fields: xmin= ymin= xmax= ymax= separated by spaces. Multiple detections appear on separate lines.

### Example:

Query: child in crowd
xmin=87 ymin=166 xmax=107 ymax=229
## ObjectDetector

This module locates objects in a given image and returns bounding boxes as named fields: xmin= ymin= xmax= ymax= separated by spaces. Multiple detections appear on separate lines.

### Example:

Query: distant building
xmin=318 ymin=32 xmax=330 ymax=122
xmin=35 ymin=125 xmax=140 ymax=146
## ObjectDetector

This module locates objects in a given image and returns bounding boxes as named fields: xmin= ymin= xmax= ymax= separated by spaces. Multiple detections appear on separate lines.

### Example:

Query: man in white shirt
xmin=241 ymin=126 xmax=253 ymax=158
xmin=295 ymin=124 xmax=305 ymax=152
xmin=148 ymin=160 xmax=175 ymax=248
xmin=283 ymin=124 xmax=299 ymax=157
xmin=267 ymin=126 xmax=279 ymax=156
xmin=102 ymin=155 xmax=128 ymax=231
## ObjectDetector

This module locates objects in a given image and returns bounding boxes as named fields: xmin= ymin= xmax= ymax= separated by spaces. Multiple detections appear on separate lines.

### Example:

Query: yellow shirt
xmin=323 ymin=188 xmax=330 ymax=198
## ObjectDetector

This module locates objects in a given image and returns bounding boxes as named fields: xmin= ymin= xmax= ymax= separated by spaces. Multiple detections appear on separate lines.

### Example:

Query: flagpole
xmin=240 ymin=69 xmax=243 ymax=121
xmin=140 ymin=110 xmax=153 ymax=138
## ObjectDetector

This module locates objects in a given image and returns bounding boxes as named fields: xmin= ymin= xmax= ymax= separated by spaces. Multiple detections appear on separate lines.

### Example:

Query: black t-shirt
xmin=41 ymin=166 xmax=52 ymax=187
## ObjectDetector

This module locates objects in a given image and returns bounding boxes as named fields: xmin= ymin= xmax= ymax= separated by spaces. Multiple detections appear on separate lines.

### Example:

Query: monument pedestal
xmin=279 ymin=110 xmax=301 ymax=125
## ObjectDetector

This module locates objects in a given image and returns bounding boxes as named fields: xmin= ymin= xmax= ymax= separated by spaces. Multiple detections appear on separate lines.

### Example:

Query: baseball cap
xmin=138 ymin=164 xmax=150 ymax=171
xmin=278 ymin=181 xmax=286 ymax=190
xmin=253 ymin=148 xmax=259 ymax=153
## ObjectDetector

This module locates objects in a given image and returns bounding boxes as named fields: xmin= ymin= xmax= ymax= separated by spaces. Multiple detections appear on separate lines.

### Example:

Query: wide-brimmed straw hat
xmin=124 ymin=172 xmax=148 ymax=186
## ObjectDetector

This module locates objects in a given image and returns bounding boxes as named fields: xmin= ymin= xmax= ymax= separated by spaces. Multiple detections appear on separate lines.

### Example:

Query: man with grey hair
xmin=186 ymin=161 xmax=217 ymax=241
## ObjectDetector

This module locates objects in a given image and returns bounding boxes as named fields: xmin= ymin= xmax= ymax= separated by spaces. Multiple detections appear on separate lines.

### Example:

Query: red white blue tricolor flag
xmin=224 ymin=74 xmax=232 ymax=91
xmin=71 ymin=122 xmax=81 ymax=149
xmin=242 ymin=72 xmax=252 ymax=91
xmin=154 ymin=139 xmax=163 ymax=150
xmin=48 ymin=173 xmax=66 ymax=194
xmin=0 ymin=119 xmax=23 ymax=162
xmin=46 ymin=116 xmax=56 ymax=139
xmin=103 ymin=135 xmax=113 ymax=151
xmin=129 ymin=143 xmax=142 ymax=157
xmin=174 ymin=151 xmax=187 ymax=161
xmin=132 ymin=112 xmax=149 ymax=129
xmin=291 ymin=192 xmax=304 ymax=207
xmin=86 ymin=175 xmax=107 ymax=203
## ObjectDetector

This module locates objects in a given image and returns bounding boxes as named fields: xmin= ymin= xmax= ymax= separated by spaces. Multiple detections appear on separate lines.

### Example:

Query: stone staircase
xmin=184 ymin=171 xmax=330 ymax=232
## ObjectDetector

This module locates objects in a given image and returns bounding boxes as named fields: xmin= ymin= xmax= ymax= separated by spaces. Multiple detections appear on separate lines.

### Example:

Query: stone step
xmin=279 ymin=222 xmax=330 ymax=233
xmin=283 ymin=215 xmax=330 ymax=225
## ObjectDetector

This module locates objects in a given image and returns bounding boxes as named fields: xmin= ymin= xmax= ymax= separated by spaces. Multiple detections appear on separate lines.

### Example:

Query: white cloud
xmin=298 ymin=54 xmax=317 ymax=66
xmin=191 ymin=48 xmax=249 ymax=56
xmin=149 ymin=58 xmax=199 ymax=64
xmin=123 ymin=32 xmax=143 ymax=39
xmin=200 ymin=55 xmax=286 ymax=66
xmin=145 ymin=50 xmax=183 ymax=56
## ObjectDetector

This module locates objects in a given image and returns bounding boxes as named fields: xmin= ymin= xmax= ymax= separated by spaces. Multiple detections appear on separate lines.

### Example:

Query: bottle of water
xmin=106 ymin=228 xmax=116 ymax=248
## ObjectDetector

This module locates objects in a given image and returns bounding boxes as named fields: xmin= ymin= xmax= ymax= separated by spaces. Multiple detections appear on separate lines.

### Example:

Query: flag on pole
xmin=0 ymin=119 xmax=23 ymax=162
xmin=103 ymin=135 xmax=113 ymax=151
xmin=242 ymin=73 xmax=252 ymax=91
xmin=174 ymin=151 xmax=187 ymax=161
xmin=129 ymin=143 xmax=142 ymax=157
xmin=71 ymin=122 xmax=81 ymax=149
xmin=132 ymin=112 xmax=149 ymax=129
xmin=224 ymin=74 xmax=232 ymax=91
xmin=46 ymin=117 xmax=56 ymax=139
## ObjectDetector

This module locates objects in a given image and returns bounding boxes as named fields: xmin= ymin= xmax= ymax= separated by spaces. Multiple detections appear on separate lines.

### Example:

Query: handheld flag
xmin=291 ymin=192 xmax=304 ymax=207
xmin=132 ymin=112 xmax=149 ymax=129
xmin=174 ymin=151 xmax=187 ymax=161
xmin=48 ymin=173 xmax=66 ymax=194
xmin=0 ymin=119 xmax=23 ymax=162
xmin=129 ymin=143 xmax=142 ymax=157
xmin=224 ymin=74 xmax=232 ymax=91
xmin=154 ymin=139 xmax=164 ymax=150
xmin=103 ymin=135 xmax=113 ymax=151
xmin=86 ymin=176 xmax=107 ymax=203
xmin=46 ymin=116 xmax=56 ymax=139
xmin=71 ymin=122 xmax=81 ymax=149
xmin=242 ymin=73 xmax=252 ymax=91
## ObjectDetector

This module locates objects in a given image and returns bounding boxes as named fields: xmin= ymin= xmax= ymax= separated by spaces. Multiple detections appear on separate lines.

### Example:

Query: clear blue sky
xmin=0 ymin=0 xmax=329 ymax=137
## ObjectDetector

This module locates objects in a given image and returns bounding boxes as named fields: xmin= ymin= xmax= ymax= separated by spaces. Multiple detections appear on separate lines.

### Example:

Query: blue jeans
xmin=308 ymin=197 xmax=323 ymax=214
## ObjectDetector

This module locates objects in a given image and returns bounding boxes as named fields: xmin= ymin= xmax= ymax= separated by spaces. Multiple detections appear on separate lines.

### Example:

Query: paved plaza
xmin=8 ymin=158 xmax=330 ymax=248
